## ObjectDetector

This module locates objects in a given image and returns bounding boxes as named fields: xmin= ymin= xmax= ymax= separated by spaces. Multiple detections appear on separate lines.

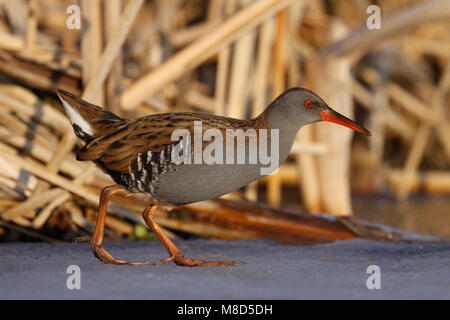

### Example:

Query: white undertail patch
xmin=57 ymin=93 xmax=94 ymax=136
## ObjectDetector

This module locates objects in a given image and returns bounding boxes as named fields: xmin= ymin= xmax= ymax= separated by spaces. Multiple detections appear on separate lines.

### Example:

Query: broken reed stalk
xmin=0 ymin=31 xmax=24 ymax=51
xmin=2 ymin=188 xmax=65 ymax=220
xmin=0 ymin=143 xmax=100 ymax=206
xmin=32 ymin=166 xmax=98 ymax=229
xmin=0 ymin=130 xmax=95 ymax=182
xmin=182 ymin=199 xmax=405 ymax=243
xmin=0 ymin=107 xmax=57 ymax=151
xmin=0 ymin=86 xmax=69 ymax=133
xmin=0 ymin=50 xmax=81 ymax=94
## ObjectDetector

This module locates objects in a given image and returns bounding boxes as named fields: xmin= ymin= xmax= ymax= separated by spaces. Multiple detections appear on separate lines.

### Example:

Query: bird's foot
xmin=158 ymin=253 xmax=242 ymax=267
xmin=91 ymin=244 xmax=155 ymax=266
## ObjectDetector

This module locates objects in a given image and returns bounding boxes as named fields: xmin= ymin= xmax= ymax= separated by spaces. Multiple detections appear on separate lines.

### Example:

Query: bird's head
xmin=271 ymin=87 xmax=371 ymax=136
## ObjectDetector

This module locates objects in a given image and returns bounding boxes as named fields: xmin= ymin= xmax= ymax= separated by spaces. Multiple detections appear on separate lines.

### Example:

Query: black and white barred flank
xmin=99 ymin=145 xmax=174 ymax=195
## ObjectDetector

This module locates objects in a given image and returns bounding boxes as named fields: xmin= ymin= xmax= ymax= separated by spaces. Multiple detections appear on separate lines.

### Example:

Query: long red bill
xmin=320 ymin=110 xmax=371 ymax=136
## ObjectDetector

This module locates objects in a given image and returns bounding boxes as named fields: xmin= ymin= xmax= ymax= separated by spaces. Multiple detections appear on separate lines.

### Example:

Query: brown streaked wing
xmin=76 ymin=112 xmax=259 ymax=174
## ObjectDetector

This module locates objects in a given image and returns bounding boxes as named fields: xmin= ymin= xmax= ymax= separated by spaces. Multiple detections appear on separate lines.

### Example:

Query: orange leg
xmin=142 ymin=204 xmax=242 ymax=267
xmin=88 ymin=185 xmax=154 ymax=266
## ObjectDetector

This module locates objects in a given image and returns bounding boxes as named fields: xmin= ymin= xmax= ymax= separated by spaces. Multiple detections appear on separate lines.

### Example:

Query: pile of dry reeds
xmin=0 ymin=0 xmax=449 ymax=242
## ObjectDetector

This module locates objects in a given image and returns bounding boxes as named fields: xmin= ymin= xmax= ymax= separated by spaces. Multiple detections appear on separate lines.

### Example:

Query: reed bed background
xmin=0 ymin=0 xmax=449 ymax=242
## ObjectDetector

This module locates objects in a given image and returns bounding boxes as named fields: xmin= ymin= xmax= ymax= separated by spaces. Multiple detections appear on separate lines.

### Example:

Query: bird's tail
xmin=56 ymin=89 xmax=125 ymax=143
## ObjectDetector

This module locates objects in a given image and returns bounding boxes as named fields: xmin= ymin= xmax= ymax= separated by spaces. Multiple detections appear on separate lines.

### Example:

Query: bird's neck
xmin=250 ymin=104 xmax=304 ymax=164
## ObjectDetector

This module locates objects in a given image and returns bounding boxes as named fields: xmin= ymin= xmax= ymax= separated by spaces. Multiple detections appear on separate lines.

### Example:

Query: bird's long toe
xmin=92 ymin=245 xmax=155 ymax=266
xmin=158 ymin=253 xmax=242 ymax=267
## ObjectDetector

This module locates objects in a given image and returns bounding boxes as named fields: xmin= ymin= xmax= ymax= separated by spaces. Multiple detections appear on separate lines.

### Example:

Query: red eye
xmin=304 ymin=100 xmax=312 ymax=107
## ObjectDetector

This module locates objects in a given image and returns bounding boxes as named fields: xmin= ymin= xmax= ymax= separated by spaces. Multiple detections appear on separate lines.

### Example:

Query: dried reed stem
xmin=82 ymin=0 xmax=144 ymax=103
